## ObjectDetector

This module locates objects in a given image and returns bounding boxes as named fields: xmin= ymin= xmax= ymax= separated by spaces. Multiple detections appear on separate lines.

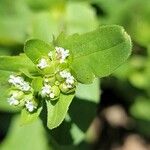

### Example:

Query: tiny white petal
xmin=8 ymin=75 xmax=24 ymax=86
xmin=41 ymin=84 xmax=51 ymax=96
xmin=60 ymin=70 xmax=68 ymax=78
xmin=66 ymin=76 xmax=74 ymax=84
xmin=25 ymin=101 xmax=36 ymax=112
xmin=60 ymin=70 xmax=75 ymax=87
xmin=21 ymin=82 xmax=31 ymax=91
xmin=66 ymin=72 xmax=72 ymax=78
xmin=8 ymin=75 xmax=31 ymax=92
xmin=55 ymin=47 xmax=69 ymax=63
xmin=8 ymin=97 xmax=19 ymax=106
xmin=37 ymin=58 xmax=48 ymax=69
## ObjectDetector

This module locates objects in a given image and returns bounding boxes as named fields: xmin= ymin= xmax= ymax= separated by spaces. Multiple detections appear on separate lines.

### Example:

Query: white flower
xmin=25 ymin=101 xmax=36 ymax=112
xmin=60 ymin=70 xmax=75 ymax=88
xmin=7 ymin=96 xmax=19 ymax=106
xmin=8 ymin=75 xmax=31 ymax=92
xmin=21 ymin=82 xmax=31 ymax=92
xmin=55 ymin=47 xmax=69 ymax=63
xmin=41 ymin=84 xmax=51 ymax=96
xmin=8 ymin=75 xmax=24 ymax=86
xmin=66 ymin=76 xmax=74 ymax=85
xmin=60 ymin=70 xmax=71 ymax=78
xmin=37 ymin=58 xmax=48 ymax=69
xmin=41 ymin=84 xmax=55 ymax=98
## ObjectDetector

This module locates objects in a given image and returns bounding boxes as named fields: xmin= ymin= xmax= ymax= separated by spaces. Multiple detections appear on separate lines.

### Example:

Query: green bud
xmin=24 ymin=93 xmax=33 ymax=101
xmin=48 ymin=50 xmax=56 ymax=61
xmin=55 ymin=72 xmax=64 ymax=82
xmin=18 ymin=99 xmax=25 ymax=107
xmin=59 ymin=83 xmax=75 ymax=94
xmin=59 ymin=83 xmax=69 ymax=93
xmin=32 ymin=99 xmax=38 ymax=107
xmin=66 ymin=87 xmax=76 ymax=94
xmin=9 ymin=90 xmax=24 ymax=100
xmin=44 ymin=76 xmax=56 ymax=85
xmin=55 ymin=80 xmax=60 ymax=86
xmin=51 ymin=85 xmax=60 ymax=97
xmin=48 ymin=85 xmax=60 ymax=101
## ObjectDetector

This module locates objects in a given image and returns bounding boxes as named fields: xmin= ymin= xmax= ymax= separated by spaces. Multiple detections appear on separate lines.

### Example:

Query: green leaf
xmin=50 ymin=114 xmax=85 ymax=146
xmin=50 ymin=97 xmax=97 ymax=145
xmin=20 ymin=68 xmax=36 ymax=78
xmin=46 ymin=93 xmax=75 ymax=129
xmin=31 ymin=77 xmax=43 ymax=92
xmin=69 ymin=97 xmax=97 ymax=132
xmin=59 ymin=142 xmax=91 ymax=150
xmin=56 ymin=25 xmax=132 ymax=83
xmin=20 ymin=107 xmax=42 ymax=125
xmin=0 ymin=54 xmax=37 ymax=73
xmin=24 ymin=39 xmax=54 ymax=64
xmin=0 ymin=115 xmax=50 ymax=150
xmin=0 ymin=47 xmax=11 ymax=56
xmin=75 ymin=79 xmax=100 ymax=103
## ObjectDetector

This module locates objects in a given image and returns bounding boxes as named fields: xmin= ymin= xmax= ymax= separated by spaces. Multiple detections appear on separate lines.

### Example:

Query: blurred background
xmin=0 ymin=0 xmax=150 ymax=150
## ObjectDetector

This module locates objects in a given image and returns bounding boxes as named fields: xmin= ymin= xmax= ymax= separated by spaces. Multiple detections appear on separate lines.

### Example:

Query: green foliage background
xmin=0 ymin=0 xmax=149 ymax=149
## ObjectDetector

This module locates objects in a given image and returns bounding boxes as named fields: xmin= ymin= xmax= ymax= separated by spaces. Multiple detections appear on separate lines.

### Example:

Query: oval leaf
xmin=56 ymin=25 xmax=132 ymax=83
xmin=20 ymin=107 xmax=42 ymax=125
xmin=0 ymin=54 xmax=36 ymax=73
xmin=46 ymin=93 xmax=75 ymax=129
xmin=24 ymin=39 xmax=54 ymax=64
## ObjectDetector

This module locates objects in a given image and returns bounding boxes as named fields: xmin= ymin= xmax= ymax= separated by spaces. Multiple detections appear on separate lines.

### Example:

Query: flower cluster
xmin=55 ymin=47 xmax=69 ymax=63
xmin=7 ymin=46 xmax=76 ymax=113
xmin=37 ymin=58 xmax=48 ymax=69
xmin=8 ymin=75 xmax=37 ymax=112
xmin=37 ymin=46 xmax=76 ymax=97
xmin=41 ymin=84 xmax=55 ymax=98
xmin=59 ymin=70 xmax=75 ymax=88
xmin=37 ymin=47 xmax=70 ymax=70
xmin=8 ymin=75 xmax=30 ymax=92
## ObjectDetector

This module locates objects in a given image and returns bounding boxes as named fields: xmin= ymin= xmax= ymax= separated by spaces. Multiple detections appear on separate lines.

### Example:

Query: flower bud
xmin=44 ymin=76 xmax=56 ymax=85
xmin=18 ymin=99 xmax=25 ymax=107
xmin=55 ymin=80 xmax=60 ymax=86
xmin=59 ymin=83 xmax=75 ymax=94
xmin=37 ymin=57 xmax=55 ymax=75
xmin=55 ymin=73 xmax=64 ymax=82
xmin=9 ymin=90 xmax=24 ymax=100
xmin=51 ymin=85 xmax=60 ymax=97
xmin=25 ymin=99 xmax=38 ymax=112
xmin=49 ymin=85 xmax=60 ymax=101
